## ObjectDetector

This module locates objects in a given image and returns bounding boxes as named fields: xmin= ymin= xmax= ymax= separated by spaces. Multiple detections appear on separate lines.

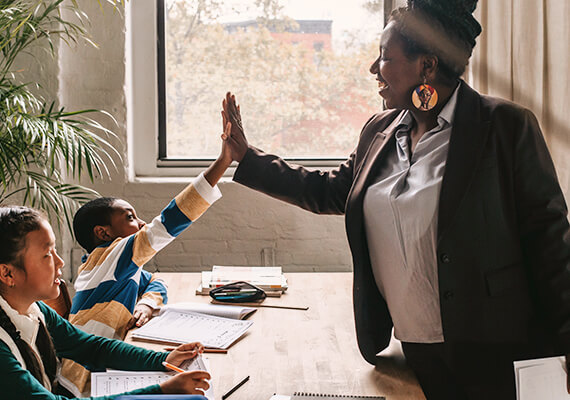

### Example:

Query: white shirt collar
xmin=0 ymin=295 xmax=43 ymax=344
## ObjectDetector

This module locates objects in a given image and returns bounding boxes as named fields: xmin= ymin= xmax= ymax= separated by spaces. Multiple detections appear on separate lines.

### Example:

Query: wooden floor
xmin=126 ymin=272 xmax=426 ymax=400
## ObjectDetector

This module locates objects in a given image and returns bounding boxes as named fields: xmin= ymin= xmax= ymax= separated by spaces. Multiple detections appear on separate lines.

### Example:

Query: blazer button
xmin=443 ymin=290 xmax=454 ymax=300
xmin=440 ymin=253 xmax=451 ymax=263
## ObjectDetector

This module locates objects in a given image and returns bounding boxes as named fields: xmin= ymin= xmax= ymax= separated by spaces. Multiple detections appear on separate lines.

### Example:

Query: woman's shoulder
xmin=479 ymin=93 xmax=533 ymax=117
xmin=363 ymin=109 xmax=403 ymax=129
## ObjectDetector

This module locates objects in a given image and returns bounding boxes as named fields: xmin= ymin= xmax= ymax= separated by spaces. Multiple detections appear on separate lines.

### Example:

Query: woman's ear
xmin=93 ymin=225 xmax=111 ymax=242
xmin=421 ymin=54 xmax=439 ymax=80
xmin=0 ymin=264 xmax=16 ymax=288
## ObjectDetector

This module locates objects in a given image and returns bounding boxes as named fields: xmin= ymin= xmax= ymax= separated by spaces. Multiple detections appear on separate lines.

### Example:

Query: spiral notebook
xmin=291 ymin=393 xmax=385 ymax=400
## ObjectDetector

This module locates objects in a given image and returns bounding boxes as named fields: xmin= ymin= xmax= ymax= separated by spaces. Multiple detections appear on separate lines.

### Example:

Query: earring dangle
xmin=412 ymin=78 xmax=438 ymax=111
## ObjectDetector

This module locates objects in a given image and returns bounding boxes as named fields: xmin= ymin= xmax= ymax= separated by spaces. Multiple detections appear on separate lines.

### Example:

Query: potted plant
xmin=0 ymin=0 xmax=121 ymax=228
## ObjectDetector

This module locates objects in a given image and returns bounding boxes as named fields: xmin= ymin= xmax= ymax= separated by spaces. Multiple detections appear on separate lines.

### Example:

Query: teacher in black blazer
xmin=220 ymin=0 xmax=570 ymax=398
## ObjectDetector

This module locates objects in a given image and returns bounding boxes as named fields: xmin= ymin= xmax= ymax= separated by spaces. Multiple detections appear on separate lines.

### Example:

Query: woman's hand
xmin=165 ymin=342 xmax=204 ymax=367
xmin=127 ymin=304 xmax=154 ymax=329
xmin=221 ymin=92 xmax=248 ymax=162
xmin=160 ymin=370 xmax=211 ymax=395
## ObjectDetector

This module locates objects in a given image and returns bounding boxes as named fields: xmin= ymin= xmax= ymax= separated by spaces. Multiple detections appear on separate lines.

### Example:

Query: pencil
xmin=162 ymin=361 xmax=185 ymax=373
xmin=222 ymin=375 xmax=250 ymax=399
xmin=211 ymin=300 xmax=308 ymax=310
xmin=162 ymin=347 xmax=228 ymax=354
xmin=204 ymin=348 xmax=228 ymax=353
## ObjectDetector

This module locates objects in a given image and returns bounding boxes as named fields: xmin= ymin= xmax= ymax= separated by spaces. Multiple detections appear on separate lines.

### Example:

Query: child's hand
xmin=221 ymin=92 xmax=248 ymax=162
xmin=165 ymin=342 xmax=204 ymax=366
xmin=128 ymin=304 xmax=154 ymax=329
xmin=160 ymin=370 xmax=211 ymax=395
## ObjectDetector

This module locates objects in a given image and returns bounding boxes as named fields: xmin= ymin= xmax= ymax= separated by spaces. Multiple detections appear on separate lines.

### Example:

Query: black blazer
xmin=233 ymin=80 xmax=570 ymax=364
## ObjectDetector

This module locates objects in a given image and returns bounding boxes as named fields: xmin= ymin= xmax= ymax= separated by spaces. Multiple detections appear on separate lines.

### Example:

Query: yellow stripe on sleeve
xmin=69 ymin=301 xmax=133 ymax=340
xmin=140 ymin=291 xmax=165 ymax=307
xmin=78 ymin=238 xmax=123 ymax=273
xmin=60 ymin=359 xmax=91 ymax=396
xmin=174 ymin=184 xmax=211 ymax=222
xmin=132 ymin=226 xmax=157 ymax=267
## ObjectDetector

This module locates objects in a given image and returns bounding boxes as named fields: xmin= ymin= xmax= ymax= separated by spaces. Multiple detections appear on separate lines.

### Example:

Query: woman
xmin=220 ymin=0 xmax=570 ymax=399
xmin=0 ymin=206 xmax=210 ymax=399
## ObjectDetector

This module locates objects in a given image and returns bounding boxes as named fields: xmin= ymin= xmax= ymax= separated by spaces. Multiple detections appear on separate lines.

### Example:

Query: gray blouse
xmin=363 ymin=85 xmax=459 ymax=343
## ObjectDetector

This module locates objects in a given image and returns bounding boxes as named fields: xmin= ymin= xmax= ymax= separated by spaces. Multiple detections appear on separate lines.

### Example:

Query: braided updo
xmin=390 ymin=0 xmax=482 ymax=80
xmin=408 ymin=0 xmax=481 ymax=49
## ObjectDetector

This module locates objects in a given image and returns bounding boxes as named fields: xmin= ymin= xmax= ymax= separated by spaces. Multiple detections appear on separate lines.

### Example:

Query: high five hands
xmin=221 ymin=92 xmax=248 ymax=163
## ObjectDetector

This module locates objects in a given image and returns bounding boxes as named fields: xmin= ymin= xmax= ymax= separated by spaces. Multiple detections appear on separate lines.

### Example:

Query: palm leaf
xmin=0 ymin=0 xmax=125 ymax=229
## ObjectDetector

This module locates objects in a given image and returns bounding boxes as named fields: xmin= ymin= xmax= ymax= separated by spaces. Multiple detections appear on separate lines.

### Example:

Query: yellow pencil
xmin=162 ymin=361 xmax=185 ymax=373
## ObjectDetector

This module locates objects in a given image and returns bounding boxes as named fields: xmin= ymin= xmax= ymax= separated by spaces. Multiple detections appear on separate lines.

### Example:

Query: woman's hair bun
xmin=406 ymin=0 xmax=481 ymax=49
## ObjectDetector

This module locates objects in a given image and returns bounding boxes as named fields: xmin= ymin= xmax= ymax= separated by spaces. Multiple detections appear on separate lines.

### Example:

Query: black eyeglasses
xmin=209 ymin=281 xmax=266 ymax=303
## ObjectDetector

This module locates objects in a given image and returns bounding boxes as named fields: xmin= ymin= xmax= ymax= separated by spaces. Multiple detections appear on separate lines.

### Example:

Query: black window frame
xmin=155 ymin=0 xmax=391 ymax=166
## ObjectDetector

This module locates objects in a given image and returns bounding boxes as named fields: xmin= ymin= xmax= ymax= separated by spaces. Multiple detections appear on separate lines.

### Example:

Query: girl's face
xmin=12 ymin=219 xmax=64 ymax=308
xmin=370 ymin=21 xmax=423 ymax=110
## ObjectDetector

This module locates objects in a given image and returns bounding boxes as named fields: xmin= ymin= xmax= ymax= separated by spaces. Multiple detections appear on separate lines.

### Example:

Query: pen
xmin=221 ymin=375 xmax=250 ymax=399
xmin=162 ymin=361 xmax=185 ymax=373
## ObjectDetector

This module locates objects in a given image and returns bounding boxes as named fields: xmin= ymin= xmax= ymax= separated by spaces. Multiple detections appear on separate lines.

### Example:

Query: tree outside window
xmin=163 ymin=0 xmax=385 ymax=159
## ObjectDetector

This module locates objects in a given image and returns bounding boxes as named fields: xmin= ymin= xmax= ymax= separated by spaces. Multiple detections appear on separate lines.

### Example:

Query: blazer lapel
xmin=354 ymin=110 xmax=405 ymax=192
xmin=438 ymin=81 xmax=491 ymax=241
xmin=346 ymin=111 xmax=404 ymax=246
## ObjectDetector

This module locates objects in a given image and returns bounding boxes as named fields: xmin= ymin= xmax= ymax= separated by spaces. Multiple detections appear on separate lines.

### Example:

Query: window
xmin=129 ymin=1 xmax=387 ymax=177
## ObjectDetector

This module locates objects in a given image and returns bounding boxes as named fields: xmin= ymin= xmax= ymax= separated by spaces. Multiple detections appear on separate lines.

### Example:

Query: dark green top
xmin=0 ymin=301 xmax=168 ymax=399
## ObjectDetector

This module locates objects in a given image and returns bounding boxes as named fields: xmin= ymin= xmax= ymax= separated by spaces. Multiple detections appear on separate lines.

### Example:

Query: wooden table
xmin=126 ymin=272 xmax=425 ymax=400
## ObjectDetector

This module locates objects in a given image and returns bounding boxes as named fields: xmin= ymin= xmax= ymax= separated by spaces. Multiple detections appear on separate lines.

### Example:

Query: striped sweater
xmin=61 ymin=172 xmax=221 ymax=395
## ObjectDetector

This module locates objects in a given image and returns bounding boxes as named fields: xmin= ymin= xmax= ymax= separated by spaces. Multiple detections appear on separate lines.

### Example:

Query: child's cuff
xmin=193 ymin=172 xmax=222 ymax=205
xmin=137 ymin=298 xmax=159 ymax=310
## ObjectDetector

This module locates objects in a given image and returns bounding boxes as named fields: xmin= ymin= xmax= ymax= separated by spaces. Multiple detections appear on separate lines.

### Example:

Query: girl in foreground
xmin=0 ymin=205 xmax=210 ymax=399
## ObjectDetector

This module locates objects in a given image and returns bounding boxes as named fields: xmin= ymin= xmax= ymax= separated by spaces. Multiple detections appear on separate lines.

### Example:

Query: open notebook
xmin=132 ymin=309 xmax=253 ymax=349
xmin=269 ymin=393 xmax=385 ymax=400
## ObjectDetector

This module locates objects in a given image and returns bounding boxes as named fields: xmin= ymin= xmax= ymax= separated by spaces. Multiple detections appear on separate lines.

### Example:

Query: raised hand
xmin=221 ymin=92 xmax=248 ymax=162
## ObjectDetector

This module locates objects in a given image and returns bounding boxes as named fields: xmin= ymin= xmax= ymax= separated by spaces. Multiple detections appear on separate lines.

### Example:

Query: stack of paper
xmin=91 ymin=355 xmax=214 ymax=399
xmin=514 ymin=356 xmax=570 ymax=400
xmin=196 ymin=266 xmax=288 ymax=296
xmin=132 ymin=309 xmax=253 ymax=349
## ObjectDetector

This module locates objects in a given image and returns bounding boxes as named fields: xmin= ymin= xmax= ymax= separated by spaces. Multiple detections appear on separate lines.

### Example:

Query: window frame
xmin=128 ymin=0 xmax=378 ymax=178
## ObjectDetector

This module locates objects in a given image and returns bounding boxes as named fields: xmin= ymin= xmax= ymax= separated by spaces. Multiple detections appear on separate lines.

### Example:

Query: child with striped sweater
xmin=61 ymin=120 xmax=236 ymax=395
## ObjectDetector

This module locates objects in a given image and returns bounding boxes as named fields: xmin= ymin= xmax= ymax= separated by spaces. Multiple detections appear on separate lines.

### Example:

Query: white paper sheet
xmin=514 ymin=356 xmax=570 ymax=400
xmin=132 ymin=309 xmax=253 ymax=349
xmin=91 ymin=356 xmax=214 ymax=399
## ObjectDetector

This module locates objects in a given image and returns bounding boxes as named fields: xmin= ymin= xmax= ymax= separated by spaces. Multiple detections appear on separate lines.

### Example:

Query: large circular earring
xmin=412 ymin=78 xmax=438 ymax=111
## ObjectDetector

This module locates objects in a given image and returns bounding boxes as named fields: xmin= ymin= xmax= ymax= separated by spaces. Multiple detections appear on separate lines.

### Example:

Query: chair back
xmin=44 ymin=279 xmax=72 ymax=319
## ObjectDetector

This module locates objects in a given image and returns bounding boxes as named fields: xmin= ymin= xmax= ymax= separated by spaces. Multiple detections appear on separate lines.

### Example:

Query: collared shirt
xmin=0 ymin=296 xmax=51 ymax=390
xmin=363 ymin=85 xmax=459 ymax=343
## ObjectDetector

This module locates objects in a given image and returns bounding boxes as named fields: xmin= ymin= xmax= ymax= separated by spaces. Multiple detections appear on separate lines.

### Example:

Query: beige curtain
xmin=468 ymin=0 xmax=570 ymax=198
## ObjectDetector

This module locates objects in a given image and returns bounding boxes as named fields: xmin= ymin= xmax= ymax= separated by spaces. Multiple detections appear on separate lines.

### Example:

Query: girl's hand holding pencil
xmin=164 ymin=342 xmax=204 ymax=367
